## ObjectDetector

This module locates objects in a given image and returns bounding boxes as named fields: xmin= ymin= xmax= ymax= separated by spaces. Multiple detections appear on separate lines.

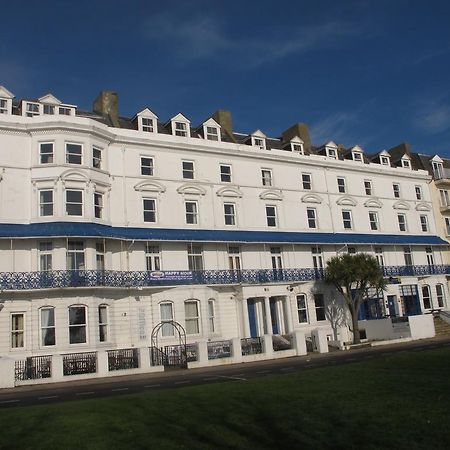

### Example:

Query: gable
xmin=38 ymin=93 xmax=62 ymax=105
xmin=0 ymin=86 xmax=14 ymax=99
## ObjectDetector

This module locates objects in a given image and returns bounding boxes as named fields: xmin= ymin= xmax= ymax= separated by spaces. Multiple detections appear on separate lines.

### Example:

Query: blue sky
xmin=1 ymin=0 xmax=450 ymax=156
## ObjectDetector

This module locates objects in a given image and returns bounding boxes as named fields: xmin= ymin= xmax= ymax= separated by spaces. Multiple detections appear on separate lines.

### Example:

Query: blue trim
xmin=0 ymin=222 xmax=447 ymax=246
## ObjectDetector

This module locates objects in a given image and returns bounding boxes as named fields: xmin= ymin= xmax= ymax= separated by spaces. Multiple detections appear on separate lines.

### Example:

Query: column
xmin=242 ymin=298 xmax=250 ymax=338
xmin=264 ymin=296 xmax=272 ymax=335
xmin=284 ymin=295 xmax=294 ymax=333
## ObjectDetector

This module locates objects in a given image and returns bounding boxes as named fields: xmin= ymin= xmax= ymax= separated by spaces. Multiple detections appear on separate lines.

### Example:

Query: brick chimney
xmin=281 ymin=123 xmax=311 ymax=152
xmin=212 ymin=110 xmax=236 ymax=142
xmin=93 ymin=91 xmax=120 ymax=128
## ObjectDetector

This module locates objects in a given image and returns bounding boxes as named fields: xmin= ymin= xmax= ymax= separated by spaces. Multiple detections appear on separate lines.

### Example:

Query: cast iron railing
xmin=241 ymin=337 xmax=263 ymax=356
xmin=15 ymin=355 xmax=52 ymax=381
xmin=63 ymin=351 xmax=97 ymax=376
xmin=107 ymin=348 xmax=139 ymax=371
xmin=0 ymin=265 xmax=447 ymax=290
xmin=208 ymin=340 xmax=232 ymax=360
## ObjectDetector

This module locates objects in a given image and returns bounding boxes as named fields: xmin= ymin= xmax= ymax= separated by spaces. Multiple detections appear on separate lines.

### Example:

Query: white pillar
xmin=311 ymin=328 xmax=329 ymax=353
xmin=97 ymin=350 xmax=109 ymax=376
xmin=52 ymin=354 xmax=64 ymax=382
xmin=139 ymin=347 xmax=151 ymax=370
xmin=284 ymin=295 xmax=294 ymax=333
xmin=264 ymin=296 xmax=272 ymax=335
xmin=231 ymin=337 xmax=243 ymax=363
xmin=242 ymin=299 xmax=250 ymax=338
xmin=263 ymin=334 xmax=274 ymax=359
xmin=0 ymin=357 xmax=15 ymax=388
xmin=293 ymin=331 xmax=307 ymax=356
xmin=197 ymin=340 xmax=209 ymax=363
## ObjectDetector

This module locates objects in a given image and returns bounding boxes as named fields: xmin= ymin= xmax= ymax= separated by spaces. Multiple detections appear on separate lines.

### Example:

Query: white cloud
xmin=414 ymin=97 xmax=450 ymax=134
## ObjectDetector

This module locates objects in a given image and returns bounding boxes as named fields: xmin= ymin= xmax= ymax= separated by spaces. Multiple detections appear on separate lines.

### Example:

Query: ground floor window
xmin=160 ymin=302 xmax=174 ymax=336
xmin=11 ymin=313 xmax=24 ymax=348
xmin=41 ymin=307 xmax=55 ymax=346
xmin=436 ymin=284 xmax=445 ymax=308
xmin=185 ymin=300 xmax=200 ymax=334
xmin=208 ymin=299 xmax=215 ymax=332
xmin=422 ymin=285 xmax=432 ymax=310
xmin=69 ymin=305 xmax=87 ymax=344
xmin=98 ymin=305 xmax=108 ymax=342
xmin=314 ymin=294 xmax=326 ymax=321
xmin=297 ymin=294 xmax=308 ymax=323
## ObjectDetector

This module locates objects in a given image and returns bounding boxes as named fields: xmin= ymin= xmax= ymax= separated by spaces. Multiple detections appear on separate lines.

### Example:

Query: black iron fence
xmin=107 ymin=348 xmax=139 ymax=371
xmin=63 ymin=352 xmax=97 ymax=376
xmin=208 ymin=340 xmax=232 ymax=359
xmin=15 ymin=355 xmax=52 ymax=381
xmin=186 ymin=343 xmax=198 ymax=362
xmin=241 ymin=337 xmax=264 ymax=356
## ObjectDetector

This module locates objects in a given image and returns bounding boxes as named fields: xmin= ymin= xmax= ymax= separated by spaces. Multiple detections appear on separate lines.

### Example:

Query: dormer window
xmin=289 ymin=137 xmax=304 ymax=154
xmin=254 ymin=137 xmax=265 ymax=148
xmin=0 ymin=99 xmax=8 ymax=114
xmin=380 ymin=156 xmax=390 ymax=166
xmin=202 ymin=118 xmax=221 ymax=142
xmin=401 ymin=158 xmax=411 ymax=169
xmin=250 ymin=130 xmax=267 ymax=150
xmin=353 ymin=152 xmax=363 ymax=162
xmin=25 ymin=102 xmax=40 ymax=117
xmin=206 ymin=126 xmax=219 ymax=141
xmin=327 ymin=148 xmax=337 ymax=159
xmin=59 ymin=107 xmax=72 ymax=116
xmin=170 ymin=113 xmax=191 ymax=138
xmin=43 ymin=104 xmax=55 ymax=115
xmin=142 ymin=117 xmax=154 ymax=132
xmin=432 ymin=161 xmax=443 ymax=179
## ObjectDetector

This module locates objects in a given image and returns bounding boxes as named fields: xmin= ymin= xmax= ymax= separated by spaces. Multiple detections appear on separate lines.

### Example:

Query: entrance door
xmin=387 ymin=295 xmax=398 ymax=317
xmin=247 ymin=299 xmax=258 ymax=338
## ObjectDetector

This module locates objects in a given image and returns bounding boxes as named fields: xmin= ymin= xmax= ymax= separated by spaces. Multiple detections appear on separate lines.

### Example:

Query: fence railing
xmin=208 ymin=340 xmax=232 ymax=360
xmin=0 ymin=265 xmax=447 ymax=291
xmin=15 ymin=355 xmax=52 ymax=381
xmin=107 ymin=348 xmax=139 ymax=371
xmin=241 ymin=337 xmax=263 ymax=356
xmin=62 ymin=352 xmax=97 ymax=376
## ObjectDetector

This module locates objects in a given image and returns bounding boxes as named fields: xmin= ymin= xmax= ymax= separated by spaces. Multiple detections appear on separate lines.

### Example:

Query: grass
xmin=1 ymin=347 xmax=450 ymax=450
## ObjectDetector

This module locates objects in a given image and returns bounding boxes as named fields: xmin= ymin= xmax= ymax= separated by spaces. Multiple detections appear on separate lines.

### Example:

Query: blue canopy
xmin=0 ymin=222 xmax=447 ymax=246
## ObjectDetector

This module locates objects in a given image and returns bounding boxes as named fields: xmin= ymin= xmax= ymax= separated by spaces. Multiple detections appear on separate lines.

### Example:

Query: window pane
xmin=69 ymin=307 xmax=86 ymax=325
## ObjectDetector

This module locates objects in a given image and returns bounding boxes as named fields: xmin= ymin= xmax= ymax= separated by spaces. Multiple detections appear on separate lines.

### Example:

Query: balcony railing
xmin=0 ymin=265 xmax=448 ymax=291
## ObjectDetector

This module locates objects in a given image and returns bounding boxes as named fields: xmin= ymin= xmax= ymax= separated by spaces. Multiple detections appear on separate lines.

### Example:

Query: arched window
xmin=98 ymin=304 xmax=109 ymax=342
xmin=436 ymin=284 xmax=445 ymax=308
xmin=422 ymin=286 xmax=431 ymax=310
xmin=159 ymin=302 xmax=174 ymax=337
xmin=297 ymin=294 xmax=308 ymax=323
xmin=40 ymin=306 xmax=56 ymax=346
xmin=185 ymin=300 xmax=200 ymax=335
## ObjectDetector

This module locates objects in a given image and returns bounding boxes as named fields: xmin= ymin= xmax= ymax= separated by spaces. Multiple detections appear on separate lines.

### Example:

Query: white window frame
xmin=141 ymin=156 xmax=154 ymax=176
xmin=143 ymin=198 xmax=157 ymax=223
xmin=364 ymin=180 xmax=372 ymax=196
xmin=337 ymin=177 xmax=346 ymax=193
xmin=436 ymin=284 xmax=445 ymax=308
xmin=380 ymin=155 xmax=390 ymax=166
xmin=141 ymin=117 xmax=154 ymax=133
xmin=160 ymin=302 xmax=174 ymax=337
xmin=297 ymin=294 xmax=309 ymax=324
xmin=66 ymin=241 xmax=85 ymax=270
xmin=401 ymin=158 xmax=411 ymax=169
xmin=185 ymin=201 xmax=198 ymax=225
xmin=39 ymin=241 xmax=53 ymax=271
xmin=187 ymin=243 xmax=203 ymax=270
xmin=92 ymin=147 xmax=102 ymax=169
xmin=252 ymin=136 xmax=266 ymax=149
xmin=39 ymin=189 xmax=54 ymax=217
xmin=397 ymin=213 xmax=407 ymax=232
xmin=342 ymin=210 xmax=353 ymax=229
xmin=374 ymin=247 xmax=384 ymax=267
xmin=266 ymin=205 xmax=277 ymax=227
xmin=224 ymin=203 xmax=236 ymax=226
xmin=369 ymin=211 xmax=379 ymax=231
xmin=0 ymin=98 xmax=9 ymax=114
xmin=422 ymin=285 xmax=432 ymax=310
xmin=68 ymin=305 xmax=88 ymax=345
xmin=146 ymin=244 xmax=161 ymax=271
xmin=39 ymin=142 xmax=54 ymax=164
xmin=420 ymin=215 xmax=428 ymax=232
xmin=261 ymin=169 xmax=273 ymax=187
xmin=432 ymin=161 xmax=443 ymax=179
xmin=445 ymin=217 xmax=450 ymax=235
xmin=65 ymin=142 xmax=83 ymax=165
xmin=403 ymin=246 xmax=413 ymax=266
xmin=314 ymin=294 xmax=326 ymax=321
xmin=208 ymin=299 xmax=216 ymax=333
xmin=415 ymin=185 xmax=422 ymax=200
xmin=393 ymin=183 xmax=400 ymax=198
xmin=185 ymin=300 xmax=200 ymax=335
xmin=307 ymin=207 xmax=317 ymax=229
xmin=40 ymin=307 xmax=56 ymax=347
xmin=94 ymin=192 xmax=103 ymax=219
xmin=96 ymin=242 xmax=105 ymax=271
xmin=98 ymin=304 xmax=109 ymax=342
xmin=24 ymin=102 xmax=40 ymax=117
xmin=353 ymin=152 xmax=363 ymax=162
xmin=326 ymin=148 xmax=337 ymax=159
xmin=205 ymin=125 xmax=220 ymax=141
xmin=65 ymin=189 xmax=83 ymax=216
xmin=302 ymin=173 xmax=312 ymax=190
xmin=174 ymin=121 xmax=189 ymax=137
xmin=182 ymin=161 xmax=195 ymax=179
xmin=11 ymin=313 xmax=25 ymax=349
xmin=220 ymin=164 xmax=232 ymax=183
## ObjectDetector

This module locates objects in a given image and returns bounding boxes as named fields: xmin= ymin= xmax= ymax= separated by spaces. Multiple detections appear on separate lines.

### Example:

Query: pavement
xmin=1 ymin=335 xmax=449 ymax=409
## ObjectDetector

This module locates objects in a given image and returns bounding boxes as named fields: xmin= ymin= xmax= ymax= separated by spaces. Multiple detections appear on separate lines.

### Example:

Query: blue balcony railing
xmin=0 ymin=265 xmax=447 ymax=291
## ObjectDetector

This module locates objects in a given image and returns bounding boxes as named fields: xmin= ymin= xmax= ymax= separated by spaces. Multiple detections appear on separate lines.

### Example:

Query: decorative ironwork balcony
xmin=0 ymin=265 xmax=447 ymax=291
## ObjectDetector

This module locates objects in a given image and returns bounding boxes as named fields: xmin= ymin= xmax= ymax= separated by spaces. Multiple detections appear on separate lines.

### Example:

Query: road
xmin=1 ymin=336 xmax=449 ymax=409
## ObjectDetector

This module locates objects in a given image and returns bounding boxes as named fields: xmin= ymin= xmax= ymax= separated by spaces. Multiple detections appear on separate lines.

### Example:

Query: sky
xmin=1 ymin=0 xmax=450 ymax=156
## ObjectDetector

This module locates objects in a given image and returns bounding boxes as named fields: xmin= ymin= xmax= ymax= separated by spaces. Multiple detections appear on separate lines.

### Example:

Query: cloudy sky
xmin=2 ymin=0 xmax=450 ymax=156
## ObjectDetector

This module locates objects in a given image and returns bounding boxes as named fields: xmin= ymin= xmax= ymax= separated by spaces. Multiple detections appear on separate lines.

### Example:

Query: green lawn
xmin=1 ymin=347 xmax=450 ymax=450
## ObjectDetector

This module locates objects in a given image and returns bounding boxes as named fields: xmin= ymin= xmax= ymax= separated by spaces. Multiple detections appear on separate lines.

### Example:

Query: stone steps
xmin=433 ymin=317 xmax=450 ymax=336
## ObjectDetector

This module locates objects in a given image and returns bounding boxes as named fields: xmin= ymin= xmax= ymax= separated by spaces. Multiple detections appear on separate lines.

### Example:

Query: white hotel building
xmin=0 ymin=86 xmax=448 ymax=383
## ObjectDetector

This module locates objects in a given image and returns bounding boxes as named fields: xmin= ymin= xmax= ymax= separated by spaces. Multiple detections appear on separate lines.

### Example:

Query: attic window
xmin=0 ymin=99 xmax=8 ymax=114
xmin=59 ymin=107 xmax=72 ymax=116
xmin=252 ymin=136 xmax=266 ymax=149
xmin=206 ymin=126 xmax=219 ymax=141
xmin=142 ymin=117 xmax=154 ymax=133
xmin=327 ymin=148 xmax=337 ymax=159
xmin=380 ymin=156 xmax=390 ymax=166
xmin=25 ymin=102 xmax=40 ymax=117
xmin=43 ymin=104 xmax=55 ymax=115
xmin=401 ymin=158 xmax=411 ymax=169
xmin=175 ymin=122 xmax=188 ymax=137
xmin=432 ymin=161 xmax=443 ymax=179
xmin=353 ymin=152 xmax=363 ymax=162
xmin=291 ymin=143 xmax=304 ymax=154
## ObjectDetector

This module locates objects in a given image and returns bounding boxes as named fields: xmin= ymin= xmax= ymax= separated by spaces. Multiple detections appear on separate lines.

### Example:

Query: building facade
xmin=0 ymin=86 xmax=448 ymax=381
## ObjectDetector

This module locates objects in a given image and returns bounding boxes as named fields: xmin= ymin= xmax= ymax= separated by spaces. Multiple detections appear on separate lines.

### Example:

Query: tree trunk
xmin=350 ymin=307 xmax=361 ymax=344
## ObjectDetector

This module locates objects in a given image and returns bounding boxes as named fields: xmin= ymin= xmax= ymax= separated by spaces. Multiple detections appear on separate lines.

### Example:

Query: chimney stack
xmin=212 ymin=110 xmax=235 ymax=142
xmin=281 ymin=123 xmax=311 ymax=152
xmin=93 ymin=91 xmax=120 ymax=128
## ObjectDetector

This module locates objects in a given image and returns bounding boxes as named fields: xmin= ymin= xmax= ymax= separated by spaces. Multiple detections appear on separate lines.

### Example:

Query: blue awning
xmin=0 ymin=222 xmax=447 ymax=246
